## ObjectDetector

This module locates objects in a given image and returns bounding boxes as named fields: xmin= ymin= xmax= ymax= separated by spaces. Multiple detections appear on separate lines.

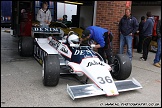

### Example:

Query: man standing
xmin=140 ymin=12 xmax=154 ymax=61
xmin=119 ymin=8 xmax=139 ymax=61
xmin=37 ymin=1 xmax=52 ymax=28
xmin=81 ymin=26 xmax=113 ymax=65
xmin=153 ymin=19 xmax=161 ymax=67
xmin=137 ymin=16 xmax=146 ymax=53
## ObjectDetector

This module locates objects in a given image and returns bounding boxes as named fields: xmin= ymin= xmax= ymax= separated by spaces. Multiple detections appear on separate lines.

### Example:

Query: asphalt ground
xmin=1 ymin=28 xmax=161 ymax=107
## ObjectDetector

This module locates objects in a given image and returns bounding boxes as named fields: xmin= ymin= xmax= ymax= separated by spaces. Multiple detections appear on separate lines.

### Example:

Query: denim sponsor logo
xmin=33 ymin=27 xmax=60 ymax=32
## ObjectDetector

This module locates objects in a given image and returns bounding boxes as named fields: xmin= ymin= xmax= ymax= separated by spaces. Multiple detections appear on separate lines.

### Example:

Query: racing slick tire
xmin=18 ymin=37 xmax=34 ymax=57
xmin=111 ymin=54 xmax=132 ymax=80
xmin=43 ymin=55 xmax=60 ymax=86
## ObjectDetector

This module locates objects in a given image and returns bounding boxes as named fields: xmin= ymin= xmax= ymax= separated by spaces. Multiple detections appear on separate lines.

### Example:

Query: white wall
xmin=57 ymin=3 xmax=64 ymax=20
xmin=131 ymin=6 xmax=161 ymax=22
xmin=57 ymin=2 xmax=77 ymax=21
xmin=79 ymin=6 xmax=93 ymax=29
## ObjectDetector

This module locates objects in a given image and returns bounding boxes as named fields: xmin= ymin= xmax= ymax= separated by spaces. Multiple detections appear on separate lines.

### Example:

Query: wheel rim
xmin=112 ymin=58 xmax=120 ymax=76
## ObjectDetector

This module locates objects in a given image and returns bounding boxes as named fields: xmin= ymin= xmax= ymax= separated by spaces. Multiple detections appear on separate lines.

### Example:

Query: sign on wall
xmin=126 ymin=1 xmax=131 ymax=9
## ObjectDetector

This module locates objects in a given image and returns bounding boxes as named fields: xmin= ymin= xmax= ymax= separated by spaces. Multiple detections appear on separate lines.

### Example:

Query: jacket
xmin=86 ymin=26 xmax=109 ymax=48
xmin=119 ymin=15 xmax=139 ymax=36
xmin=139 ymin=21 xmax=145 ymax=36
xmin=142 ymin=17 xmax=154 ymax=37
xmin=36 ymin=8 xmax=52 ymax=27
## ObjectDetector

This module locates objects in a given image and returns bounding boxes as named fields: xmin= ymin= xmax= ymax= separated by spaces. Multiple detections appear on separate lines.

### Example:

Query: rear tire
xmin=42 ymin=55 xmax=60 ymax=86
xmin=111 ymin=54 xmax=132 ymax=80
xmin=18 ymin=37 xmax=34 ymax=57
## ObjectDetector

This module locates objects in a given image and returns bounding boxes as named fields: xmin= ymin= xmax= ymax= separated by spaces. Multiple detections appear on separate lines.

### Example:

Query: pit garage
xmin=1 ymin=1 xmax=161 ymax=53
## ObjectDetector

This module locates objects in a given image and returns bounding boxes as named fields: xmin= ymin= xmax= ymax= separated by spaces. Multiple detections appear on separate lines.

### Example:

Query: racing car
xmin=18 ymin=28 xmax=142 ymax=100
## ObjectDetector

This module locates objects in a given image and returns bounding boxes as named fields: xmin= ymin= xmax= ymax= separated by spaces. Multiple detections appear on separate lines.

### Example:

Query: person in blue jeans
xmin=119 ymin=8 xmax=139 ymax=61
xmin=153 ymin=19 xmax=161 ymax=68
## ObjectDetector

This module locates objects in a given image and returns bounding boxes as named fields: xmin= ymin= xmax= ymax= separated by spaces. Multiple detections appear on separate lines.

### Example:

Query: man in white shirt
xmin=37 ymin=1 xmax=52 ymax=28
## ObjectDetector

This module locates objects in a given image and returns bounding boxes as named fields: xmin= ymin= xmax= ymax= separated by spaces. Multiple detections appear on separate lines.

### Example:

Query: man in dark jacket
xmin=153 ymin=19 xmax=161 ymax=67
xmin=119 ymin=8 xmax=139 ymax=61
xmin=81 ymin=26 xmax=113 ymax=65
xmin=140 ymin=12 xmax=154 ymax=61
xmin=137 ymin=16 xmax=146 ymax=53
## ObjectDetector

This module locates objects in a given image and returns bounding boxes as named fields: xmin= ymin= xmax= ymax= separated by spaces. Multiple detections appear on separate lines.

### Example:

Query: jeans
xmin=119 ymin=34 xmax=133 ymax=60
xmin=154 ymin=38 xmax=161 ymax=64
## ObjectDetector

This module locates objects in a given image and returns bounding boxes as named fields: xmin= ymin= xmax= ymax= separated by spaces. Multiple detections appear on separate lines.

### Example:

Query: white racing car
xmin=18 ymin=28 xmax=142 ymax=100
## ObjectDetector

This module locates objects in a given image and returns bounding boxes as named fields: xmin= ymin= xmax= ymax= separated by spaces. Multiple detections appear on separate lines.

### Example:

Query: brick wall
xmin=96 ymin=1 xmax=131 ymax=54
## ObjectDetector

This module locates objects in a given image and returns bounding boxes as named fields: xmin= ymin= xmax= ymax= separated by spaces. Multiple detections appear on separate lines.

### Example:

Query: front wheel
xmin=42 ymin=55 xmax=60 ymax=86
xmin=111 ymin=54 xmax=132 ymax=80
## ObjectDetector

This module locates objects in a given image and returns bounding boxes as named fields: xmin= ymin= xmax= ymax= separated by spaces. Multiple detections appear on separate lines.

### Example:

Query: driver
xmin=80 ymin=26 xmax=113 ymax=65
xmin=67 ymin=33 xmax=80 ymax=47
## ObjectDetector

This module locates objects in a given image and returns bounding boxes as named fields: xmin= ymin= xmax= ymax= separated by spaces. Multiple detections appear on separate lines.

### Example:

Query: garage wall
xmin=79 ymin=6 xmax=93 ymax=29
xmin=132 ymin=6 xmax=161 ymax=22
xmin=96 ymin=1 xmax=127 ymax=54
xmin=57 ymin=2 xmax=77 ymax=21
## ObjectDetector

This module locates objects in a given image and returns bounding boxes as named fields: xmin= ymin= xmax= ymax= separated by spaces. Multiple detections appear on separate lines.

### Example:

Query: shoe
xmin=158 ymin=62 xmax=161 ymax=65
xmin=154 ymin=63 xmax=161 ymax=68
xmin=139 ymin=57 xmax=146 ymax=61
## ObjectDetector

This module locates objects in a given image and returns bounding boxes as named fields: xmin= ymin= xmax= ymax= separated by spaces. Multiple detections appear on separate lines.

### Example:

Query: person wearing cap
xmin=81 ymin=26 xmax=113 ymax=65
xmin=36 ymin=1 xmax=52 ymax=28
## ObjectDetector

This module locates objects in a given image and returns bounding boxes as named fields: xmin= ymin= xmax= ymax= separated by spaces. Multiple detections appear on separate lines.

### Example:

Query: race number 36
xmin=97 ymin=76 xmax=112 ymax=84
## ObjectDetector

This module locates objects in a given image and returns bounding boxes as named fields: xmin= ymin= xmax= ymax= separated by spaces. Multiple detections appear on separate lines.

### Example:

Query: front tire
xmin=111 ymin=54 xmax=132 ymax=80
xmin=42 ymin=55 xmax=60 ymax=86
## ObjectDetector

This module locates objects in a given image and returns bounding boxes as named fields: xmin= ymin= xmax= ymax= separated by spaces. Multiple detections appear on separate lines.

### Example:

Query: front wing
xmin=67 ymin=78 xmax=142 ymax=100
xmin=67 ymin=58 xmax=142 ymax=100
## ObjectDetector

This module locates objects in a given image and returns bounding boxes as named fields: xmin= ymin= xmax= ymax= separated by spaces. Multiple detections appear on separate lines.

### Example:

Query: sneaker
xmin=139 ymin=57 xmax=146 ymax=61
xmin=158 ymin=62 xmax=161 ymax=65
xmin=154 ymin=63 xmax=161 ymax=68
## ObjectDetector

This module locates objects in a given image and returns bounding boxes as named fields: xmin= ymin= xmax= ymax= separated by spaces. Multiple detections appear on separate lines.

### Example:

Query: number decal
xmin=97 ymin=76 xmax=112 ymax=84
xmin=97 ymin=77 xmax=105 ymax=84
xmin=105 ymin=76 xmax=112 ymax=83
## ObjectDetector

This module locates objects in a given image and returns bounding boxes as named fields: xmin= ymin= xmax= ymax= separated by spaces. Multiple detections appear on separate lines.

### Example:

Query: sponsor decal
xmin=86 ymin=60 xmax=104 ymax=67
xmin=74 ymin=49 xmax=95 ymax=56
xmin=32 ymin=27 xmax=60 ymax=32
xmin=49 ymin=39 xmax=61 ymax=49
xmin=48 ymin=39 xmax=72 ymax=58
xmin=60 ymin=46 xmax=68 ymax=54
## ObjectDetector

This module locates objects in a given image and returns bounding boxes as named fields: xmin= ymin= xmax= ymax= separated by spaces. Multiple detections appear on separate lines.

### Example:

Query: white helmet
xmin=68 ymin=34 xmax=80 ymax=44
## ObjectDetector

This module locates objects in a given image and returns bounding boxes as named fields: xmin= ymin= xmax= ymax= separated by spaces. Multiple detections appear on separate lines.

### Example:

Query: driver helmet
xmin=68 ymin=34 xmax=80 ymax=45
